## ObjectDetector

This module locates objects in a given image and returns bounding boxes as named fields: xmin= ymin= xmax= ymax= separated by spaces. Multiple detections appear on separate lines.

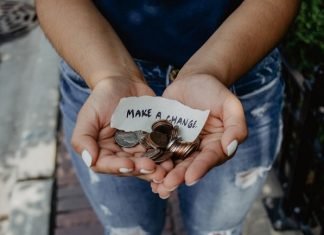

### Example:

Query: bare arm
xmin=35 ymin=0 xmax=143 ymax=89
xmin=154 ymin=0 xmax=300 ymax=196
xmin=36 ymin=0 xmax=168 ymax=181
xmin=178 ymin=0 xmax=300 ymax=86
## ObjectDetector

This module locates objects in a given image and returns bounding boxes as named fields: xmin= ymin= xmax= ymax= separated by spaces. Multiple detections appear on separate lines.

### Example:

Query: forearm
xmin=178 ymin=0 xmax=299 ymax=86
xmin=36 ymin=0 xmax=142 ymax=89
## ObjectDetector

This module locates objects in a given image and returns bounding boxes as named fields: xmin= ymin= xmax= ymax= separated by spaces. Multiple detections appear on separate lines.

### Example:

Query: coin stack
xmin=114 ymin=120 xmax=200 ymax=163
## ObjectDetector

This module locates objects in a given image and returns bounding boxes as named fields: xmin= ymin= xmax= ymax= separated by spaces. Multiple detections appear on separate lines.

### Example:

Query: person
xmin=36 ymin=0 xmax=299 ymax=234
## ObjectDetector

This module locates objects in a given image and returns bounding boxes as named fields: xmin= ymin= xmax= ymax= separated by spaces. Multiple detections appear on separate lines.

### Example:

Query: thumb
xmin=71 ymin=105 xmax=100 ymax=167
xmin=221 ymin=97 xmax=248 ymax=157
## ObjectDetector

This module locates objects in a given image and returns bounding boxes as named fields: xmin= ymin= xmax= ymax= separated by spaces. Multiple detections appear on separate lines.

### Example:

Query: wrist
xmin=177 ymin=59 xmax=233 ymax=87
xmin=87 ymin=69 xmax=144 ymax=90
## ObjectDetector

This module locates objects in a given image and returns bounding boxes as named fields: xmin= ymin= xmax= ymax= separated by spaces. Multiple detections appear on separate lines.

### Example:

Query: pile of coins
xmin=114 ymin=120 xmax=200 ymax=163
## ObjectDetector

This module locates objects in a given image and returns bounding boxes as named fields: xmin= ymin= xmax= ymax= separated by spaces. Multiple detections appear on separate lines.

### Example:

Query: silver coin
xmin=139 ymin=133 xmax=152 ymax=149
xmin=143 ymin=148 xmax=163 ymax=160
xmin=114 ymin=130 xmax=139 ymax=148
xmin=154 ymin=151 xmax=173 ymax=163
xmin=134 ymin=130 xmax=148 ymax=141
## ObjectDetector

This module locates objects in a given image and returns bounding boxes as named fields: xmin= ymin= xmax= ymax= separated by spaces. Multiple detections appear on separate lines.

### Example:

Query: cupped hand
xmin=152 ymin=74 xmax=248 ymax=198
xmin=71 ymin=77 xmax=172 ymax=182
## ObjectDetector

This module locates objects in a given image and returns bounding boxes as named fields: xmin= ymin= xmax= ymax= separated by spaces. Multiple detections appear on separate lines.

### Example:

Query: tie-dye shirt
xmin=94 ymin=0 xmax=242 ymax=67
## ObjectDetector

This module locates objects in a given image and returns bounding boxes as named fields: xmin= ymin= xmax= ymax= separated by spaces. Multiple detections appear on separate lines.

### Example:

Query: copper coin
xmin=152 ymin=119 xmax=174 ymax=136
xmin=147 ymin=131 xmax=169 ymax=149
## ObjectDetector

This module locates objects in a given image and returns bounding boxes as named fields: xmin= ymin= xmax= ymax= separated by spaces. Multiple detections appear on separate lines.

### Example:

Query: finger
xmin=221 ymin=96 xmax=248 ymax=157
xmin=122 ymin=144 xmax=146 ymax=154
xmin=132 ymin=157 xmax=157 ymax=174
xmin=184 ymin=144 xmax=225 ymax=184
xmin=156 ymin=157 xmax=193 ymax=198
xmin=150 ymin=165 xmax=167 ymax=183
xmin=157 ymin=190 xmax=172 ymax=200
xmin=151 ymin=181 xmax=159 ymax=193
xmin=134 ymin=152 xmax=145 ymax=158
xmin=92 ymin=153 xmax=135 ymax=174
xmin=71 ymin=104 xmax=100 ymax=167
xmin=159 ymin=159 xmax=174 ymax=173
xmin=132 ymin=153 xmax=174 ymax=174
xmin=137 ymin=165 xmax=167 ymax=183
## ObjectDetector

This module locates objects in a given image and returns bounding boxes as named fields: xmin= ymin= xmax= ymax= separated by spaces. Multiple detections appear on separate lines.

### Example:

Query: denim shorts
xmin=59 ymin=49 xmax=284 ymax=235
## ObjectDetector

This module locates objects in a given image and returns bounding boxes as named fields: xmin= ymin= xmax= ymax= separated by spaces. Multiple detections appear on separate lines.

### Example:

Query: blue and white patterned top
xmin=93 ymin=0 xmax=242 ymax=67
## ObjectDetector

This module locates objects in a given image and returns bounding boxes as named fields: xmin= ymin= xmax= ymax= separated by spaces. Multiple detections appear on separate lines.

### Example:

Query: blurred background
xmin=0 ymin=0 xmax=323 ymax=235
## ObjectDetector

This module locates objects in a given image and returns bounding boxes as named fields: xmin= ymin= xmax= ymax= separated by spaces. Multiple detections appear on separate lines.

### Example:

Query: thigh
xmin=59 ymin=61 xmax=167 ymax=235
xmin=178 ymin=65 xmax=285 ymax=235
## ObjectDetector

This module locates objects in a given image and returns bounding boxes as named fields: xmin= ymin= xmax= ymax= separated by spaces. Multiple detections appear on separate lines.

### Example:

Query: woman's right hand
xmin=71 ymin=77 xmax=173 ymax=182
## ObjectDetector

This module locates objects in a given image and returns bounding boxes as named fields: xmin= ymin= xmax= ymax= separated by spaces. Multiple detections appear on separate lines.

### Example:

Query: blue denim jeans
xmin=59 ymin=49 xmax=284 ymax=235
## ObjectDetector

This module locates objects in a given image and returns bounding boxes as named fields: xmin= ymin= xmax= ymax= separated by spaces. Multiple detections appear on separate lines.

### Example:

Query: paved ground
xmin=0 ymin=1 xmax=303 ymax=235
xmin=0 ymin=1 xmax=59 ymax=234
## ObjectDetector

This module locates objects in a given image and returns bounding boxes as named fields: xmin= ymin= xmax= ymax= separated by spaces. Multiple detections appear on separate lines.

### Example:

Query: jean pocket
xmin=59 ymin=60 xmax=91 ymax=93
xmin=59 ymin=61 xmax=90 ymax=122
xmin=232 ymin=49 xmax=281 ymax=97
xmin=240 ymin=76 xmax=285 ymax=128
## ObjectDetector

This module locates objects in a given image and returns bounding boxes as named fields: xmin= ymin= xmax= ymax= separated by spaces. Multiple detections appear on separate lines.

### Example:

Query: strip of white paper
xmin=111 ymin=96 xmax=210 ymax=142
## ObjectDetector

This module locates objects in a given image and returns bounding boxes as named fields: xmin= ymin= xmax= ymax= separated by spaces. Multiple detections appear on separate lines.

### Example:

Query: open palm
xmin=72 ymin=77 xmax=171 ymax=182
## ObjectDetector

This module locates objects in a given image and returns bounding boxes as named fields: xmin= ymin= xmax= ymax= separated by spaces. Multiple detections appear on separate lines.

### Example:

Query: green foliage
xmin=282 ymin=0 xmax=324 ymax=75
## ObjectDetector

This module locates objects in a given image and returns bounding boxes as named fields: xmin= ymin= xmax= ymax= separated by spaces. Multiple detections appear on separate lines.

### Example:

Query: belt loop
xmin=166 ymin=66 xmax=179 ymax=86
xmin=166 ymin=65 xmax=172 ymax=86
xmin=230 ymin=84 xmax=237 ymax=95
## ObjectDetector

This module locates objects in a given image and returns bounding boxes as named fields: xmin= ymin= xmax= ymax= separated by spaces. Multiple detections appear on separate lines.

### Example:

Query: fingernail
xmin=160 ymin=194 xmax=170 ymax=200
xmin=153 ymin=179 xmax=163 ymax=184
xmin=119 ymin=168 xmax=133 ymax=173
xmin=166 ymin=186 xmax=178 ymax=192
xmin=81 ymin=150 xmax=93 ymax=167
xmin=186 ymin=180 xmax=199 ymax=186
xmin=140 ymin=169 xmax=155 ymax=174
xmin=226 ymin=140 xmax=238 ymax=157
